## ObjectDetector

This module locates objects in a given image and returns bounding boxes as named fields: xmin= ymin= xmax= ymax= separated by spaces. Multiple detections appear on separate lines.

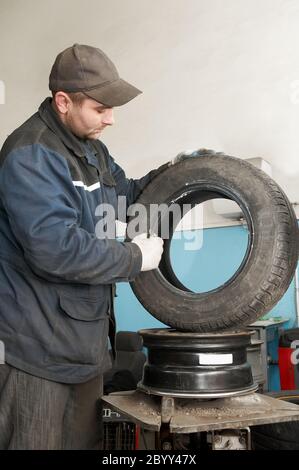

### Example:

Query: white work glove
xmin=170 ymin=148 xmax=218 ymax=165
xmin=132 ymin=233 xmax=164 ymax=272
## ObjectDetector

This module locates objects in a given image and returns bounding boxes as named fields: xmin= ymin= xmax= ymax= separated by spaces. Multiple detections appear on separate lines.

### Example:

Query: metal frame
xmin=102 ymin=390 xmax=299 ymax=450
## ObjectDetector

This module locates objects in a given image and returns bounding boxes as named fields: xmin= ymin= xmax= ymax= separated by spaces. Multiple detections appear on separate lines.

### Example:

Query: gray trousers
xmin=0 ymin=364 xmax=103 ymax=450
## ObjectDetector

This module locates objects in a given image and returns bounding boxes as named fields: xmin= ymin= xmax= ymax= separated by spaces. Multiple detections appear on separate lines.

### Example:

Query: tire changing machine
xmin=102 ymin=328 xmax=299 ymax=450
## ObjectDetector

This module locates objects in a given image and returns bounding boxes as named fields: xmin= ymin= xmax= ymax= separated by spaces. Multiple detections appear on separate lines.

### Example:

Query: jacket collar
xmin=38 ymin=97 xmax=96 ymax=158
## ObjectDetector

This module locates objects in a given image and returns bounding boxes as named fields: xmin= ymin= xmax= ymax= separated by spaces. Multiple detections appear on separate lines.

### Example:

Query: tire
xmin=251 ymin=391 xmax=299 ymax=450
xmin=128 ymin=150 xmax=298 ymax=332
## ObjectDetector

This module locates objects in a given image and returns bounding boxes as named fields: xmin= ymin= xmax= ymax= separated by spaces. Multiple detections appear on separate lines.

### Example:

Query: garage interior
xmin=0 ymin=0 xmax=299 ymax=455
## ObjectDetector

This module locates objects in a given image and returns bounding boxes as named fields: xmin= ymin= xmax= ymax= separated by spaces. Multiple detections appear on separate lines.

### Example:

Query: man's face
xmin=64 ymin=96 xmax=114 ymax=140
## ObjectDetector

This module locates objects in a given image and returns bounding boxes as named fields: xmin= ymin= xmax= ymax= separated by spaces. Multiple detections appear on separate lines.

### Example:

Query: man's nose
xmin=103 ymin=108 xmax=115 ymax=126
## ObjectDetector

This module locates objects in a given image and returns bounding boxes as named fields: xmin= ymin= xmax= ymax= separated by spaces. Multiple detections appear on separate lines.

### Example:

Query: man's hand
xmin=170 ymin=148 xmax=218 ymax=165
xmin=132 ymin=233 xmax=164 ymax=272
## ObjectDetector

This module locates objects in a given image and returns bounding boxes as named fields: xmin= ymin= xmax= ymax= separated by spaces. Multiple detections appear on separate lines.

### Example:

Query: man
xmin=0 ymin=44 xmax=166 ymax=449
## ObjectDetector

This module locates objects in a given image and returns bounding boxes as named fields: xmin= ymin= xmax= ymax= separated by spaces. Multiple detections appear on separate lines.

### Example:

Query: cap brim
xmin=83 ymin=78 xmax=142 ymax=107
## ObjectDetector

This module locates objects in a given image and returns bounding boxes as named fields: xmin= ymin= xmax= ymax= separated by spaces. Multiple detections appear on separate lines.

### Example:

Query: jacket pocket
xmin=45 ymin=293 xmax=109 ymax=365
xmin=59 ymin=293 xmax=107 ymax=321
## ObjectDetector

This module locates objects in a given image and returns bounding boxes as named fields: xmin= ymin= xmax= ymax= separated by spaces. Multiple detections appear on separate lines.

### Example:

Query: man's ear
xmin=53 ymin=91 xmax=71 ymax=114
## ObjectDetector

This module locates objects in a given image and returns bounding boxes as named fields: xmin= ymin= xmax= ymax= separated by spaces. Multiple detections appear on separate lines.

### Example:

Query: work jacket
xmin=0 ymin=98 xmax=162 ymax=383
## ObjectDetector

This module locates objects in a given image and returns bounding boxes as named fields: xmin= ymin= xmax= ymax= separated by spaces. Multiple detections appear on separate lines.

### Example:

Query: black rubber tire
xmin=129 ymin=150 xmax=298 ymax=332
xmin=251 ymin=391 xmax=299 ymax=450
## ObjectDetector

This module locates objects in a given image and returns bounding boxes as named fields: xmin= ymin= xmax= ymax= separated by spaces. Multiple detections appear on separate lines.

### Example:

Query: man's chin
xmin=87 ymin=131 xmax=102 ymax=140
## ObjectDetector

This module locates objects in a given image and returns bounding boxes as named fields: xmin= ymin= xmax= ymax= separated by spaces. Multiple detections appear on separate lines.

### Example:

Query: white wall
xmin=0 ymin=0 xmax=299 ymax=213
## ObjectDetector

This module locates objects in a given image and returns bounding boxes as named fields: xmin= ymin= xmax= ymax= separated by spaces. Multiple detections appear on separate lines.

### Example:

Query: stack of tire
xmin=128 ymin=149 xmax=299 ymax=448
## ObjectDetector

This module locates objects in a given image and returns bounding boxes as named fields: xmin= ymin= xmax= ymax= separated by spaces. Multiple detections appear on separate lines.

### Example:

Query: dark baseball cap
xmin=49 ymin=44 xmax=142 ymax=107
